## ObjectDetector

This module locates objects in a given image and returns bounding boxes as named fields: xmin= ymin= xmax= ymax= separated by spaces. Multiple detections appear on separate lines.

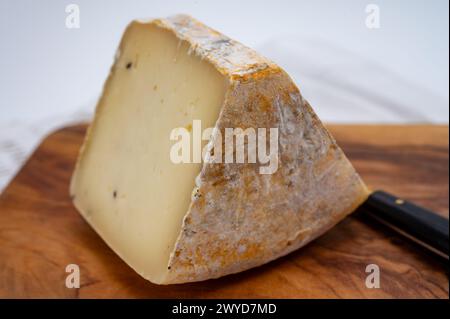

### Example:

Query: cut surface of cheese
xmin=71 ymin=15 xmax=369 ymax=284
xmin=71 ymin=22 xmax=228 ymax=283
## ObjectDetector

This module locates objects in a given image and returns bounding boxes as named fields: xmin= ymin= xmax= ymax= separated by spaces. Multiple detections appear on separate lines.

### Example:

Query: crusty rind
xmin=150 ymin=15 xmax=369 ymax=284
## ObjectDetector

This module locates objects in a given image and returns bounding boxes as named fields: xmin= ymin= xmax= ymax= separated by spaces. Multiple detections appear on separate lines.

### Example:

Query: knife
xmin=360 ymin=190 xmax=449 ymax=259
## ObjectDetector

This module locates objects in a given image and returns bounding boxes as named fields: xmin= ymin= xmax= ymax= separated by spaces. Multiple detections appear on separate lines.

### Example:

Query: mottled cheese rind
xmin=71 ymin=14 xmax=370 ymax=285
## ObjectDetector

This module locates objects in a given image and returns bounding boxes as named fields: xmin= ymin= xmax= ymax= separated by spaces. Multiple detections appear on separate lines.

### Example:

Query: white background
xmin=0 ymin=0 xmax=448 ymax=190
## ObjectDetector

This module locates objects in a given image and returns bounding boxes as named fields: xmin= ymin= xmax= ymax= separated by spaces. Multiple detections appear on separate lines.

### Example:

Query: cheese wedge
xmin=70 ymin=14 xmax=369 ymax=284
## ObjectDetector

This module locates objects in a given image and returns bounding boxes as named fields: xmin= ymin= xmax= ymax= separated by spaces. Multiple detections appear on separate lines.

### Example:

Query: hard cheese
xmin=70 ymin=15 xmax=369 ymax=284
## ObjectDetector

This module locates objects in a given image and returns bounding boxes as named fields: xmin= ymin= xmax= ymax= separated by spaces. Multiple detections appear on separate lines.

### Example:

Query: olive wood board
xmin=0 ymin=124 xmax=448 ymax=298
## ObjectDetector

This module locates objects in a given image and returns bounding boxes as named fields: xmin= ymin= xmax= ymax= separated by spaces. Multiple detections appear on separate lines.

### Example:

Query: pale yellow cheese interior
xmin=71 ymin=22 xmax=229 ymax=283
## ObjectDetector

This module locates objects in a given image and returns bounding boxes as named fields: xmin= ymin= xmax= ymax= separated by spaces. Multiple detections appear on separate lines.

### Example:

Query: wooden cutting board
xmin=0 ymin=124 xmax=448 ymax=298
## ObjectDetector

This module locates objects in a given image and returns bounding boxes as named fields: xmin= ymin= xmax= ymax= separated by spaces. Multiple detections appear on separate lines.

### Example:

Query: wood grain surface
xmin=0 ymin=124 xmax=448 ymax=298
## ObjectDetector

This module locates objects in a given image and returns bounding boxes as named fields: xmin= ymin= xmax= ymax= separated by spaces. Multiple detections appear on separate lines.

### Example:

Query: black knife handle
xmin=363 ymin=191 xmax=449 ymax=258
